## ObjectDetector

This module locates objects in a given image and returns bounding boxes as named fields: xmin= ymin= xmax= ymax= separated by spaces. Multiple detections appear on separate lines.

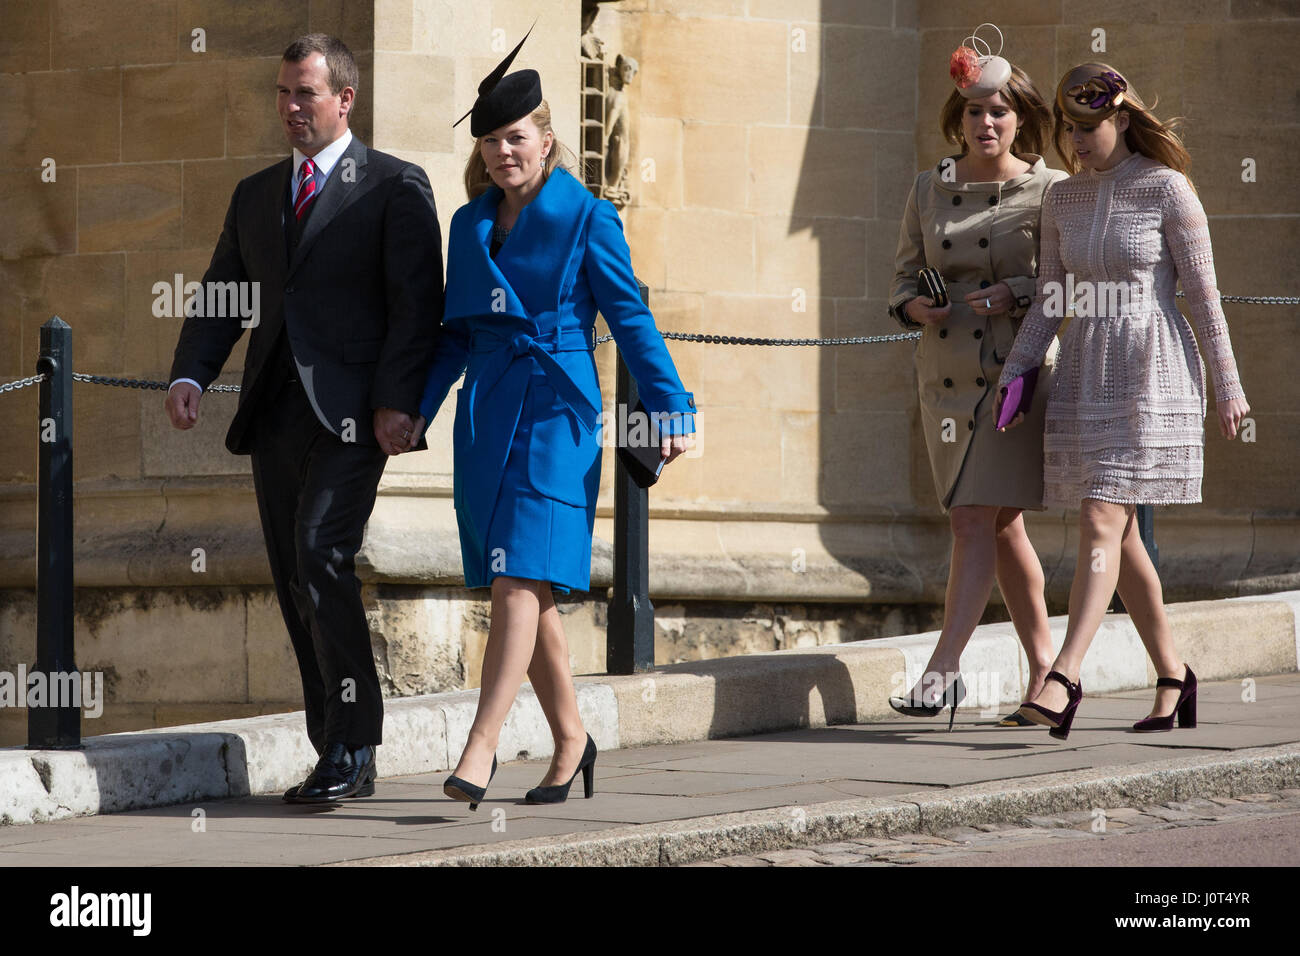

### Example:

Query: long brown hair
xmin=1052 ymin=64 xmax=1194 ymax=186
xmin=939 ymin=64 xmax=1052 ymax=158
xmin=462 ymin=99 xmax=580 ymax=199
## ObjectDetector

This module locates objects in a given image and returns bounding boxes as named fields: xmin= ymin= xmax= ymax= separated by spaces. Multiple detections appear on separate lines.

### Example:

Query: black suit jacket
xmin=170 ymin=135 xmax=444 ymax=454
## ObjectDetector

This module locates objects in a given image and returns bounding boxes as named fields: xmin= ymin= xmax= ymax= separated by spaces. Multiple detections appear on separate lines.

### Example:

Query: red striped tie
xmin=293 ymin=158 xmax=317 ymax=221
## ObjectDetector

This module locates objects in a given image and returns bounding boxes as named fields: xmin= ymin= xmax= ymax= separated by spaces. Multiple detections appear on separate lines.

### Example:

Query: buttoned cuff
xmin=1003 ymin=276 xmax=1036 ymax=319
xmin=641 ymin=391 xmax=697 ymax=435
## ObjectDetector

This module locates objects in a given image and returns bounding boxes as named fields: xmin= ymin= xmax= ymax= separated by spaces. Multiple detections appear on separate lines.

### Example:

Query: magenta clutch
xmin=996 ymin=367 xmax=1038 ymax=430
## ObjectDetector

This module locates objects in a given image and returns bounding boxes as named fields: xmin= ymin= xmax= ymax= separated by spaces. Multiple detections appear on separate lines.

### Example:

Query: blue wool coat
xmin=419 ymin=167 xmax=696 ymax=592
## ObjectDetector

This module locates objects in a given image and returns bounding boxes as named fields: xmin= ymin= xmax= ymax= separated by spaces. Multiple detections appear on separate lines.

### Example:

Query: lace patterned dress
xmin=998 ymin=153 xmax=1245 ymax=506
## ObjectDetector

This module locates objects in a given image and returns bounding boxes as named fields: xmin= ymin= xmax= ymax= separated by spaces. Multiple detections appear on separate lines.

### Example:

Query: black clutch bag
xmin=615 ymin=398 xmax=666 ymax=489
xmin=917 ymin=267 xmax=949 ymax=307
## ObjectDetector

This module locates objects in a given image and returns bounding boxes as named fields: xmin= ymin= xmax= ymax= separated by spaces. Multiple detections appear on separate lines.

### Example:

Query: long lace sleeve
xmin=998 ymin=186 xmax=1066 ymax=385
xmin=1161 ymin=174 xmax=1245 ymax=404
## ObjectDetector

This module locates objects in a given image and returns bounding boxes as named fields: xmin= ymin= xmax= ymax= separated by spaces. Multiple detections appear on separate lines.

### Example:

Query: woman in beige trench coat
xmin=887 ymin=36 xmax=1064 ymax=724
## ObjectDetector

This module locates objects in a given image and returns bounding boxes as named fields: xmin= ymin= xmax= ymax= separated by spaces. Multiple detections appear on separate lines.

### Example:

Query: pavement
xmin=5 ymin=591 xmax=1298 ymax=825
xmin=1 ymin=672 xmax=1298 ymax=867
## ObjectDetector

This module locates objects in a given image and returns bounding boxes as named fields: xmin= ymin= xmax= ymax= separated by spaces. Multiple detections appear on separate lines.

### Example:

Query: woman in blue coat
xmin=410 ymin=51 xmax=695 ymax=808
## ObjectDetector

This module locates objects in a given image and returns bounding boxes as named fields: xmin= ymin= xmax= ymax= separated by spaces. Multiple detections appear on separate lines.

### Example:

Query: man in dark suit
xmin=164 ymin=35 xmax=443 ymax=803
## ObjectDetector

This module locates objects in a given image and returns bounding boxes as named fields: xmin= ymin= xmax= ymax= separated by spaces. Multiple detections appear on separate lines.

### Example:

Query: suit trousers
xmin=249 ymin=364 xmax=388 ymax=752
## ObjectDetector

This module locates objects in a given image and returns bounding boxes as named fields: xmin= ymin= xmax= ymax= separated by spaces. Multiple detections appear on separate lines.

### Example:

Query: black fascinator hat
xmin=454 ymin=23 xmax=543 ymax=138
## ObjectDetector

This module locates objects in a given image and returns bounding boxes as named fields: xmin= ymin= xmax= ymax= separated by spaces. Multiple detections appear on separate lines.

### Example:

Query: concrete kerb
xmin=1 ymin=592 xmax=1296 ymax=827
xmin=328 ymin=743 xmax=1300 ymax=867
xmin=1226 ymin=591 xmax=1300 ymax=672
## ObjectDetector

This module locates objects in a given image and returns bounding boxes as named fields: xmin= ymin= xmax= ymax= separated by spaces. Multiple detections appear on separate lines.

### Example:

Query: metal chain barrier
xmin=68 ymin=373 xmax=241 ymax=393
xmin=594 ymin=329 xmax=923 ymax=346
xmin=594 ymin=293 xmax=1300 ymax=346
xmin=1190 ymin=293 xmax=1300 ymax=305
xmin=0 ymin=373 xmax=47 ymax=394
xmin=0 ymin=373 xmax=244 ymax=393
xmin=2 ymin=292 xmax=1296 ymax=394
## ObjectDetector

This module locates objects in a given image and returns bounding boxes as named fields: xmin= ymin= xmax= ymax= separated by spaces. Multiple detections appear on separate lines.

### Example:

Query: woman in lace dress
xmin=997 ymin=63 xmax=1250 ymax=738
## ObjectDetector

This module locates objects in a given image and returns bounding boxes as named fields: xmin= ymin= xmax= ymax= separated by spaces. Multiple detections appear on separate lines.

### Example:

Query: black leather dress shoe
xmin=283 ymin=775 xmax=376 ymax=802
xmin=289 ymin=743 xmax=377 ymax=803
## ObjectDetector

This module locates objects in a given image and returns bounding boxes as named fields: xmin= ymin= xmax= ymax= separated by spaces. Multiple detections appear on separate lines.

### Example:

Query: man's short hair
xmin=282 ymin=34 xmax=359 ymax=96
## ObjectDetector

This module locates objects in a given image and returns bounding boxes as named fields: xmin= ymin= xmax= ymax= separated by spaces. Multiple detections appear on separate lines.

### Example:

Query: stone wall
xmin=594 ymin=0 xmax=1298 ymax=600
xmin=1 ymin=0 xmax=1296 ymax=740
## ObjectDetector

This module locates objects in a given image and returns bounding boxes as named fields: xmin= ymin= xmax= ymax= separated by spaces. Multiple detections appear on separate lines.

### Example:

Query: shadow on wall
xmin=660 ymin=652 xmax=862 ymax=740
xmin=789 ymin=3 xmax=931 ymax=599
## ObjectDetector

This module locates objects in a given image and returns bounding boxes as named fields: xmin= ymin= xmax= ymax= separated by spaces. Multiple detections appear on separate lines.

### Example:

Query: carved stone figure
xmin=603 ymin=53 xmax=638 ymax=206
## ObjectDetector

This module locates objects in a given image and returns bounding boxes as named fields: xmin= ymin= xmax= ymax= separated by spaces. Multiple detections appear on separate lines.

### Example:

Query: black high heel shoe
xmin=888 ymin=674 xmax=967 ymax=731
xmin=443 ymin=754 xmax=498 ymax=811
xmin=1015 ymin=671 xmax=1083 ymax=740
xmin=1133 ymin=664 xmax=1197 ymax=732
xmin=525 ymin=734 xmax=596 ymax=804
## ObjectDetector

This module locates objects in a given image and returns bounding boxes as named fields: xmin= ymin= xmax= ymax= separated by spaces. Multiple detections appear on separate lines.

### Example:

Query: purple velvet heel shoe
xmin=1015 ymin=670 xmax=1083 ymax=740
xmin=1133 ymin=665 xmax=1197 ymax=732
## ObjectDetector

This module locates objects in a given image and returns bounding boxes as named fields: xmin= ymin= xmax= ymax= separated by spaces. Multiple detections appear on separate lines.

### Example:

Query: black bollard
xmin=28 ymin=316 xmax=80 ymax=749
xmin=607 ymin=281 xmax=655 ymax=674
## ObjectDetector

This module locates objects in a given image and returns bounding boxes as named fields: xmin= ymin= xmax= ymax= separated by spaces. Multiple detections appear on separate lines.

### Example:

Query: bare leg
xmin=993 ymin=508 xmax=1054 ymax=702
xmin=451 ymin=576 xmax=543 ymax=787
xmin=526 ymin=586 xmax=589 ymax=785
xmin=905 ymin=505 xmax=999 ymax=703
xmin=1114 ymin=512 xmax=1187 ymax=718
xmin=1028 ymin=499 xmax=1130 ymax=713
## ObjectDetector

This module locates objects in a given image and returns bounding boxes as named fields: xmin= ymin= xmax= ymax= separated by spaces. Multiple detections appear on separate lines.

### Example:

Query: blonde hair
xmin=462 ymin=99 xmax=581 ymax=199
xmin=939 ymin=64 xmax=1052 ymax=158
xmin=1052 ymin=65 xmax=1194 ymax=187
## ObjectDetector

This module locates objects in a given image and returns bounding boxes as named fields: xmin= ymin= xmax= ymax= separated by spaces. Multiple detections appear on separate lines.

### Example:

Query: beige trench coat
xmin=890 ymin=154 xmax=1067 ymax=512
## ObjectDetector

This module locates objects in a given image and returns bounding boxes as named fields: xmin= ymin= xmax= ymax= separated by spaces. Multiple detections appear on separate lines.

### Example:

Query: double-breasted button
xmin=944 ymin=378 xmax=953 ymax=388
xmin=939 ymin=328 xmax=948 ymax=338
xmin=952 ymin=195 xmax=962 ymax=206
xmin=973 ymin=329 xmax=983 ymax=339
xmin=978 ymin=238 xmax=989 ymax=248
xmin=976 ymin=377 xmax=986 ymax=387
xmin=942 ymin=239 xmax=952 ymax=249
xmin=988 ymin=195 xmax=998 ymax=205
xmin=979 ymin=280 xmax=991 ymax=289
